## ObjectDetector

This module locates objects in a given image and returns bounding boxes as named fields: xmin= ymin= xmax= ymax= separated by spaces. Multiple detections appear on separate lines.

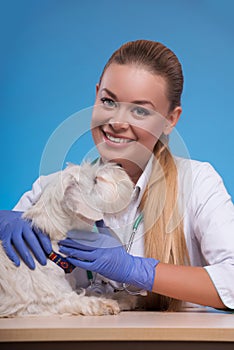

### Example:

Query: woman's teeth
xmin=105 ymin=132 xmax=132 ymax=144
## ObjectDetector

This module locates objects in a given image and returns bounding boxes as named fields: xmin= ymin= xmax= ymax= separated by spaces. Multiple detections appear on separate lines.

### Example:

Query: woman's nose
xmin=108 ymin=107 xmax=129 ymax=130
xmin=109 ymin=120 xmax=129 ymax=132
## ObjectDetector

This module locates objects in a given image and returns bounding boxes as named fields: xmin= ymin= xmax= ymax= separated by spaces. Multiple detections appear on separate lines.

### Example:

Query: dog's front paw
xmin=81 ymin=296 xmax=120 ymax=316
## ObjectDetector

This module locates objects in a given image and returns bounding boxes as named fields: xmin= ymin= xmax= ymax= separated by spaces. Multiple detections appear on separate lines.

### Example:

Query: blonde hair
xmin=140 ymin=136 xmax=190 ymax=311
xmin=100 ymin=40 xmax=189 ymax=311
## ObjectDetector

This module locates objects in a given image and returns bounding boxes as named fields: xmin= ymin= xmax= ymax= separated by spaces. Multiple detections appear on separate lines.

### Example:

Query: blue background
xmin=1 ymin=0 xmax=233 ymax=209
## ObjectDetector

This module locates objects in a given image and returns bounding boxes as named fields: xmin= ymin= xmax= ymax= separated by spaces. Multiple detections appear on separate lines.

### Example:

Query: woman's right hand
xmin=0 ymin=210 xmax=52 ymax=269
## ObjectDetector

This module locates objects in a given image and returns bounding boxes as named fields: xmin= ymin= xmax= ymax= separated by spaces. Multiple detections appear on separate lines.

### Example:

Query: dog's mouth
xmin=74 ymin=213 xmax=96 ymax=228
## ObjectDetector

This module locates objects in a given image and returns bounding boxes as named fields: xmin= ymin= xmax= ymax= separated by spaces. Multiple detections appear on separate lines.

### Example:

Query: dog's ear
xmin=62 ymin=181 xmax=103 ymax=221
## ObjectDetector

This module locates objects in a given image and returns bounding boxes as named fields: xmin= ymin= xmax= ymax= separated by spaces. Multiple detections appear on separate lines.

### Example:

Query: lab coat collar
xmin=132 ymin=154 xmax=154 ymax=208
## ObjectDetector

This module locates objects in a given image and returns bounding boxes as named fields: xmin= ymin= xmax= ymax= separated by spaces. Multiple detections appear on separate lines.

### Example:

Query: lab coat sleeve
xmin=192 ymin=163 xmax=234 ymax=309
xmin=13 ymin=173 xmax=59 ymax=212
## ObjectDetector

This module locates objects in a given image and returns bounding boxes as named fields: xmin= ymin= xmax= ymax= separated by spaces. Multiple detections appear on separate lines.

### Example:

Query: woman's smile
xmin=102 ymin=129 xmax=134 ymax=146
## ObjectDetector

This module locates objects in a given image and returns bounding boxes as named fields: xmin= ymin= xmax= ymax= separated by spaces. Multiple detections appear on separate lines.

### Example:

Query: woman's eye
xmin=133 ymin=106 xmax=151 ymax=117
xmin=100 ymin=97 xmax=117 ymax=108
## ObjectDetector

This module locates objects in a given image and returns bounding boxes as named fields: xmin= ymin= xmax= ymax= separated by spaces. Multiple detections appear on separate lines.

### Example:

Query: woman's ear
xmin=164 ymin=106 xmax=182 ymax=135
xmin=95 ymin=83 xmax=100 ymax=97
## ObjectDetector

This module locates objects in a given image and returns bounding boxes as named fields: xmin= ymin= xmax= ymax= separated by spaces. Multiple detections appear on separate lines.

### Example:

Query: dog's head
xmin=61 ymin=162 xmax=134 ymax=222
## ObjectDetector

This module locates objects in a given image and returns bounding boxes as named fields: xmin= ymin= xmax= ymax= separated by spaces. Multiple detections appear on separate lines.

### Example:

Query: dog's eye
xmin=94 ymin=176 xmax=107 ymax=184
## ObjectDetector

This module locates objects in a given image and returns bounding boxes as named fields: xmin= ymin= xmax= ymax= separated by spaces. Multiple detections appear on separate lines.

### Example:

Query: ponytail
xmin=140 ymin=138 xmax=190 ymax=311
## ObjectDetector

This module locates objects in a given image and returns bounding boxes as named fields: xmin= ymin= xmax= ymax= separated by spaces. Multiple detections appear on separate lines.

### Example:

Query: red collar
xmin=47 ymin=251 xmax=76 ymax=274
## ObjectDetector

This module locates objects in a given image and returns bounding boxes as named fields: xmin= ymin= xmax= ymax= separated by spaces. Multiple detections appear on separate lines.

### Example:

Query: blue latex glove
xmin=59 ymin=220 xmax=159 ymax=291
xmin=0 ymin=210 xmax=52 ymax=269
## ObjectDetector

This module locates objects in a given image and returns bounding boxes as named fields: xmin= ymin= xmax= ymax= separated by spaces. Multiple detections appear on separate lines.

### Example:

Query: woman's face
xmin=91 ymin=64 xmax=181 ymax=182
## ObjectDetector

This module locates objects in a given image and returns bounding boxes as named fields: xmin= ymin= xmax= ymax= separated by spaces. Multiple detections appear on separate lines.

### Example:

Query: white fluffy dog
xmin=0 ymin=161 xmax=134 ymax=317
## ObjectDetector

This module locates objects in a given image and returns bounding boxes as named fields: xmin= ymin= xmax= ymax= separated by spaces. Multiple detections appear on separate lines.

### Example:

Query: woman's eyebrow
xmin=100 ymin=88 xmax=156 ymax=109
xmin=132 ymin=100 xmax=156 ymax=109
xmin=100 ymin=88 xmax=118 ymax=100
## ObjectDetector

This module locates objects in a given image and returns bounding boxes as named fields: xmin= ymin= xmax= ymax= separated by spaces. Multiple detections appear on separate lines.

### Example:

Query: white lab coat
xmin=14 ymin=157 xmax=234 ymax=309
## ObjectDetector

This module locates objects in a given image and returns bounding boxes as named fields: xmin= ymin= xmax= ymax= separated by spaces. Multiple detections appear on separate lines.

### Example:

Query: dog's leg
xmin=54 ymin=291 xmax=120 ymax=316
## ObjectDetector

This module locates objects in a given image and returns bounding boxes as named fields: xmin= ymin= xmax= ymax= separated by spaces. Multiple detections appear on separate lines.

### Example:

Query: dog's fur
xmin=0 ymin=161 xmax=135 ymax=317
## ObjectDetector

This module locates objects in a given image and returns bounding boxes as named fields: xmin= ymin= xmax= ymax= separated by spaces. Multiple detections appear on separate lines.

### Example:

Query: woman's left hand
xmin=58 ymin=220 xmax=159 ymax=291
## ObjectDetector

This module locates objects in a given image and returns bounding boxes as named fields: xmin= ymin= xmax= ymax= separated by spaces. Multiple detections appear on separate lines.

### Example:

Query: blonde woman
xmin=1 ymin=40 xmax=234 ymax=311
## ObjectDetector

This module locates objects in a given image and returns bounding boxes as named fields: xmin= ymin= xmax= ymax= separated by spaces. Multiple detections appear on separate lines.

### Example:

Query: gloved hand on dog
xmin=0 ymin=210 xmax=52 ymax=269
xmin=59 ymin=220 xmax=160 ymax=291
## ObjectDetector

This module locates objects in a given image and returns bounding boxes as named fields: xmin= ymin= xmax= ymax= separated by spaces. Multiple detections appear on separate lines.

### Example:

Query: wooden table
xmin=0 ymin=308 xmax=234 ymax=350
